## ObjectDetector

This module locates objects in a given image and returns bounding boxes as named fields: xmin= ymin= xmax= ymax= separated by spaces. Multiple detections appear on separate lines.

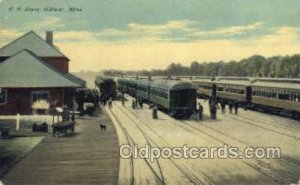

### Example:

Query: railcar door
xmin=246 ymin=86 xmax=252 ymax=102
xmin=212 ymin=83 xmax=217 ymax=99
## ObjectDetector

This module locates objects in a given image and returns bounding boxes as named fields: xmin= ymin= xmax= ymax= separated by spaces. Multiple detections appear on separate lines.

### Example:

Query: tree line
xmin=103 ymin=54 xmax=300 ymax=78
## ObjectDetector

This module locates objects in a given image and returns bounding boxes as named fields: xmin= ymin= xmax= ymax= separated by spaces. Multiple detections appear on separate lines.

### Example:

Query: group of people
xmin=132 ymin=98 xmax=144 ymax=109
xmin=220 ymin=100 xmax=239 ymax=115
xmin=228 ymin=101 xmax=239 ymax=115
xmin=75 ymin=89 xmax=100 ymax=113
xmin=197 ymin=98 xmax=240 ymax=121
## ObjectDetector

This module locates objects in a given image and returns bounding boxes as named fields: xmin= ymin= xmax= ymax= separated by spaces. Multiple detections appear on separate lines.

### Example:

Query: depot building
xmin=0 ymin=31 xmax=85 ymax=115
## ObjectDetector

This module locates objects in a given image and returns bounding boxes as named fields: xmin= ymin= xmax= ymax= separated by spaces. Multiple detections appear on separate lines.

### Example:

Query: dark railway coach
xmin=95 ymin=76 xmax=117 ymax=100
xmin=119 ymin=78 xmax=197 ymax=119
xmin=149 ymin=80 xmax=197 ymax=118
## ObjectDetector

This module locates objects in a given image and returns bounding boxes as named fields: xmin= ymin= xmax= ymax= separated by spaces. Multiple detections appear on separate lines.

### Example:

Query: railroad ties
xmin=106 ymin=95 xmax=300 ymax=185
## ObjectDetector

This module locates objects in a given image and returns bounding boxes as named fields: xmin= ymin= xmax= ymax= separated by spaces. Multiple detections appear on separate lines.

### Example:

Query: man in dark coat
xmin=229 ymin=102 xmax=233 ymax=114
xmin=220 ymin=100 xmax=226 ymax=114
xmin=198 ymin=103 xmax=203 ymax=121
xmin=234 ymin=102 xmax=239 ymax=115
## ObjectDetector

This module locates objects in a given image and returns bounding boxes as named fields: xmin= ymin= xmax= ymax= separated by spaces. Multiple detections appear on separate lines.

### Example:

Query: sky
xmin=0 ymin=0 xmax=300 ymax=72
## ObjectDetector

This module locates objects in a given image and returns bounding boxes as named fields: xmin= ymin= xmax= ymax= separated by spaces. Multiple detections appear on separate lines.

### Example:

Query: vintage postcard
xmin=0 ymin=0 xmax=299 ymax=185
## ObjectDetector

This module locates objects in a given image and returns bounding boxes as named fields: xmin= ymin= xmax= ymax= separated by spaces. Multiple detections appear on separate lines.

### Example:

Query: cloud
xmin=52 ymin=21 xmax=264 ymax=43
xmin=114 ymin=21 xmax=264 ymax=42
xmin=127 ymin=20 xmax=196 ymax=33
xmin=22 ymin=17 xmax=65 ymax=31
xmin=0 ymin=19 xmax=264 ymax=44
xmin=0 ymin=17 xmax=65 ymax=45
xmin=1 ymin=21 xmax=300 ymax=72
xmin=54 ymin=31 xmax=98 ymax=42
xmin=204 ymin=22 xmax=264 ymax=36
xmin=0 ymin=29 xmax=22 ymax=43
xmin=55 ymin=25 xmax=300 ymax=72
xmin=42 ymin=17 xmax=65 ymax=28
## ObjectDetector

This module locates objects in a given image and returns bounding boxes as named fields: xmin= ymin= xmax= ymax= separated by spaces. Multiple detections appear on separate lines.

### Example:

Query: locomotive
xmin=95 ymin=76 xmax=117 ymax=100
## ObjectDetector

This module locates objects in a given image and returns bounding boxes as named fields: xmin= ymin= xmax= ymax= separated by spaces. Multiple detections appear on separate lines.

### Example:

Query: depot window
xmin=32 ymin=90 xmax=49 ymax=103
xmin=0 ymin=89 xmax=7 ymax=104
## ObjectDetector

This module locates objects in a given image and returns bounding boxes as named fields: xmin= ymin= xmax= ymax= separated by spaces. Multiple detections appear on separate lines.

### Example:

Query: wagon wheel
xmin=54 ymin=131 xmax=63 ymax=138
xmin=169 ymin=110 xmax=176 ymax=117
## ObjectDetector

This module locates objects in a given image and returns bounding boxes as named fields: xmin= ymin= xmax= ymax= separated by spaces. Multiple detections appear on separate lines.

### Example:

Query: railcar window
xmin=198 ymin=83 xmax=212 ymax=90
xmin=278 ymin=91 xmax=291 ymax=101
xmin=151 ymin=88 xmax=168 ymax=99
xmin=218 ymin=87 xmax=224 ymax=91
xmin=138 ymin=86 xmax=147 ymax=92
xmin=223 ymin=86 xmax=245 ymax=94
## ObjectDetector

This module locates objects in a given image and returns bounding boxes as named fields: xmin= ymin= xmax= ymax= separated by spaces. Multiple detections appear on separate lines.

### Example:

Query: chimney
xmin=46 ymin=31 xmax=53 ymax=45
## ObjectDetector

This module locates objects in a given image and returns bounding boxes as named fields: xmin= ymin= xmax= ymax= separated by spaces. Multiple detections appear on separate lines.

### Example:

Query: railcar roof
xmin=136 ymin=79 xmax=151 ymax=86
xmin=215 ymin=77 xmax=251 ymax=86
xmin=190 ymin=79 xmax=212 ymax=83
xmin=252 ymin=78 xmax=300 ymax=90
xmin=96 ymin=76 xmax=115 ymax=83
xmin=151 ymin=80 xmax=197 ymax=90
xmin=191 ymin=78 xmax=212 ymax=83
xmin=118 ymin=78 xmax=137 ymax=84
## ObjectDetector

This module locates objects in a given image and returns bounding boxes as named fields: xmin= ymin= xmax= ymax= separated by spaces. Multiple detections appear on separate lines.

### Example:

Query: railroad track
xmin=224 ymin=114 xmax=300 ymax=140
xmin=108 ymin=106 xmax=166 ymax=185
xmin=114 ymin=99 xmax=299 ymax=184
xmin=178 ymin=120 xmax=299 ymax=185
xmin=198 ymin=99 xmax=300 ymax=139
xmin=115 ymin=103 xmax=215 ymax=185
xmin=193 ymin=118 xmax=300 ymax=168
xmin=199 ymin=100 xmax=300 ymax=167
xmin=222 ymin=114 xmax=300 ymax=168
xmin=237 ymin=114 xmax=300 ymax=135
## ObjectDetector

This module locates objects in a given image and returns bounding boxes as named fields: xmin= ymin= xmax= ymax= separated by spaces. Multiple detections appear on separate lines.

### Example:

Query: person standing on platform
xmin=121 ymin=97 xmax=125 ymax=106
xmin=212 ymin=103 xmax=217 ymax=119
xmin=132 ymin=100 xmax=135 ymax=109
xmin=136 ymin=98 xmax=139 ymax=109
xmin=140 ymin=101 xmax=143 ymax=109
xmin=198 ymin=103 xmax=203 ymax=121
xmin=152 ymin=106 xmax=158 ymax=119
xmin=234 ymin=102 xmax=239 ymax=115
xmin=229 ymin=102 xmax=233 ymax=114
xmin=220 ymin=100 xmax=226 ymax=114
xmin=209 ymin=101 xmax=213 ymax=119
xmin=108 ymin=98 xmax=113 ymax=109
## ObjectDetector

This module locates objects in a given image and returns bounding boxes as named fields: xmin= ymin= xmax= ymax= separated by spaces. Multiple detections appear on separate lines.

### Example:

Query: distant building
xmin=0 ymin=31 xmax=86 ymax=115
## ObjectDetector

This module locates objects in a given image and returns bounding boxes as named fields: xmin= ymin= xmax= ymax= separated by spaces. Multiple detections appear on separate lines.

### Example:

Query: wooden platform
xmin=2 ymin=108 xmax=120 ymax=185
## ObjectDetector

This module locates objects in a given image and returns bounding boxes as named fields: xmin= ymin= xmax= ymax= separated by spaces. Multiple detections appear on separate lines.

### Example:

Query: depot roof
xmin=0 ymin=50 xmax=82 ymax=88
xmin=0 ymin=31 xmax=67 ymax=58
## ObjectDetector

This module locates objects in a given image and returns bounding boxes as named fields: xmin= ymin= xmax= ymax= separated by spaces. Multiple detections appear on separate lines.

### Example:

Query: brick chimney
xmin=46 ymin=31 xmax=53 ymax=45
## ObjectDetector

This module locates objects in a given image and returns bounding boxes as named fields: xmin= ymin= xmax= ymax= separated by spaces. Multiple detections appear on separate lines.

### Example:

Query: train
xmin=117 ymin=78 xmax=197 ymax=119
xmin=190 ymin=76 xmax=300 ymax=119
xmin=95 ymin=76 xmax=117 ymax=100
